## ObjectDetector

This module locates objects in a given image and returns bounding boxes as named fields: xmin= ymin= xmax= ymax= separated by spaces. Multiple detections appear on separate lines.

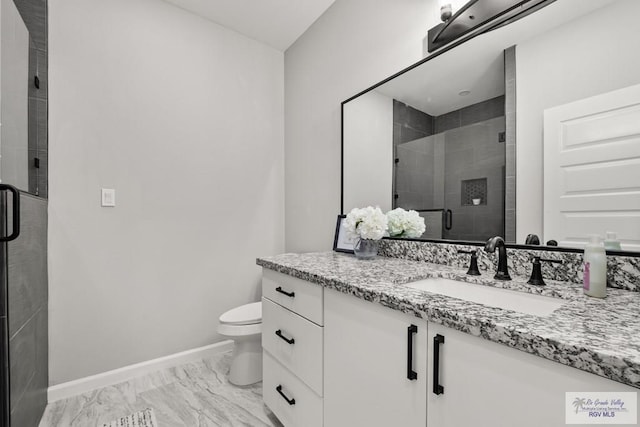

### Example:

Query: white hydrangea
xmin=386 ymin=208 xmax=426 ymax=238
xmin=344 ymin=206 xmax=388 ymax=241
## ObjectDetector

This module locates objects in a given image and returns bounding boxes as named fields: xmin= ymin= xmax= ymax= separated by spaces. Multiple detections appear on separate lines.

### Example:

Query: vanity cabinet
xmin=262 ymin=267 xmax=639 ymax=427
xmin=324 ymin=288 xmax=428 ymax=427
xmin=261 ymin=269 xmax=324 ymax=427
xmin=427 ymin=322 xmax=639 ymax=427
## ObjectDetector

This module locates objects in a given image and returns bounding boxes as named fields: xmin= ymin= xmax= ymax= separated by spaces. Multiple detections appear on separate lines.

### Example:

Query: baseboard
xmin=47 ymin=340 xmax=234 ymax=403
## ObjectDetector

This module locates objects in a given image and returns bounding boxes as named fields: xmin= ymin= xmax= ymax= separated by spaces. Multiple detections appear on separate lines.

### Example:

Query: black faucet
xmin=484 ymin=236 xmax=511 ymax=281
xmin=457 ymin=249 xmax=481 ymax=276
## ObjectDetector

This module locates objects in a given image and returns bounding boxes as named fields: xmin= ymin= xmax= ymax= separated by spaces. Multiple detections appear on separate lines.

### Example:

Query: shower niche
xmin=461 ymin=178 xmax=487 ymax=206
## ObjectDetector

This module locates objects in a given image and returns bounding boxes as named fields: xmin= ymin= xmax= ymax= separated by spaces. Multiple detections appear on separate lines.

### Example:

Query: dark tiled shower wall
xmin=379 ymin=239 xmax=640 ymax=292
xmin=15 ymin=0 xmax=48 ymax=198
xmin=392 ymin=95 xmax=506 ymax=145
xmin=8 ymin=1 xmax=48 ymax=425
xmin=8 ymin=194 xmax=48 ymax=426
xmin=393 ymin=100 xmax=434 ymax=145
xmin=434 ymin=95 xmax=505 ymax=134
xmin=441 ymin=116 xmax=505 ymax=242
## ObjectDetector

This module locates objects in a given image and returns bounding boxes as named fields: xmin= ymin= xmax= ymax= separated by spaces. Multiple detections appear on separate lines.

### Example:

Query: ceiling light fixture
xmin=428 ymin=0 xmax=555 ymax=54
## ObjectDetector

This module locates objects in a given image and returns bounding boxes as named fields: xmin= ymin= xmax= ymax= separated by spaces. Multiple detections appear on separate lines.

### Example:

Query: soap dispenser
xmin=583 ymin=235 xmax=607 ymax=298
xmin=604 ymin=232 xmax=622 ymax=251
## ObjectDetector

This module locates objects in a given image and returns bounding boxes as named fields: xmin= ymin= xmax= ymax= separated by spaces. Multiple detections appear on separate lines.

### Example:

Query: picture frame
xmin=333 ymin=214 xmax=355 ymax=253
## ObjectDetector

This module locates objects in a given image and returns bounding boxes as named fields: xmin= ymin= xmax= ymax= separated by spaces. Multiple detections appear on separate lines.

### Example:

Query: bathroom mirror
xmin=342 ymin=0 xmax=640 ymax=252
xmin=0 ymin=0 xmax=48 ymax=198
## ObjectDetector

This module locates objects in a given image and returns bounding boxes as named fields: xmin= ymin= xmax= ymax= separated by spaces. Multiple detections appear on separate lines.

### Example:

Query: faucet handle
xmin=527 ymin=257 xmax=563 ymax=286
xmin=457 ymin=249 xmax=481 ymax=276
xmin=457 ymin=249 xmax=477 ymax=255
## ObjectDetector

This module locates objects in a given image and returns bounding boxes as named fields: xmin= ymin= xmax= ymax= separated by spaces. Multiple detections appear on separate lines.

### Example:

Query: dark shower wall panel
xmin=392 ymin=100 xmax=434 ymax=145
xmin=15 ymin=0 xmax=48 ymax=198
xmin=8 ymin=194 xmax=47 ymax=427
xmin=396 ymin=137 xmax=436 ymax=210
xmin=443 ymin=116 xmax=506 ymax=241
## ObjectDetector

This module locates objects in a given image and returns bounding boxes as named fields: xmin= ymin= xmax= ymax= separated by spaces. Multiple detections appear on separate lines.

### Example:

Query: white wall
xmin=343 ymin=90 xmax=393 ymax=213
xmin=284 ymin=0 xmax=439 ymax=252
xmin=515 ymin=0 xmax=640 ymax=242
xmin=0 ymin=0 xmax=29 ymax=189
xmin=49 ymin=0 xmax=284 ymax=384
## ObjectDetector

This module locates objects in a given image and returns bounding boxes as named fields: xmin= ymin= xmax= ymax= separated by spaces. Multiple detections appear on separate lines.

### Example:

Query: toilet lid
xmin=220 ymin=302 xmax=262 ymax=325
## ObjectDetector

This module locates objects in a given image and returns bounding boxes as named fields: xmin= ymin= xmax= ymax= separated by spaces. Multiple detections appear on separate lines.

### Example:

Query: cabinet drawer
xmin=263 ymin=351 xmax=323 ymax=427
xmin=262 ymin=297 xmax=323 ymax=395
xmin=262 ymin=269 xmax=323 ymax=325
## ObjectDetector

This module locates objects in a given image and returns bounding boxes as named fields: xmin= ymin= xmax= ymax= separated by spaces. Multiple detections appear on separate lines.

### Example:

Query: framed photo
xmin=333 ymin=214 xmax=355 ymax=253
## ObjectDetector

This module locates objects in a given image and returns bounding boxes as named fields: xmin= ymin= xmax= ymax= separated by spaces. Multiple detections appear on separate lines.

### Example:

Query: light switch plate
xmin=101 ymin=188 xmax=116 ymax=207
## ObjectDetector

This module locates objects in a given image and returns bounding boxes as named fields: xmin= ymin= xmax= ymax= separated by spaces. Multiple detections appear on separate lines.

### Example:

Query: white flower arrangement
xmin=344 ymin=206 xmax=388 ymax=241
xmin=386 ymin=208 xmax=426 ymax=238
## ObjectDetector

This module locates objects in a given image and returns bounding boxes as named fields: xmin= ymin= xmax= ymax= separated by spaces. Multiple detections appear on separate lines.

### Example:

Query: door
xmin=427 ymin=322 xmax=640 ymax=427
xmin=0 ymin=185 xmax=19 ymax=427
xmin=324 ymin=288 xmax=427 ymax=427
xmin=543 ymin=83 xmax=640 ymax=250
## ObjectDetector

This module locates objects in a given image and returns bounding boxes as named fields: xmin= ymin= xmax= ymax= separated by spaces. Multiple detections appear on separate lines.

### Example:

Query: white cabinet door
xmin=427 ymin=322 xmax=638 ymax=427
xmin=324 ymin=288 xmax=427 ymax=427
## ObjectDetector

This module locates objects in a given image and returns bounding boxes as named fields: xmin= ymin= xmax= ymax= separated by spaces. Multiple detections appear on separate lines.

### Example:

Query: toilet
xmin=217 ymin=301 xmax=262 ymax=386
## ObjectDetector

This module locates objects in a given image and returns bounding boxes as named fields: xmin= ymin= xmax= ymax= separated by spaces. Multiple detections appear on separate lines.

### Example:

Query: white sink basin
xmin=405 ymin=278 xmax=564 ymax=317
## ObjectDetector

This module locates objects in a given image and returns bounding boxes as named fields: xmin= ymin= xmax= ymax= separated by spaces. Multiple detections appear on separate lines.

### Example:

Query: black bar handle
xmin=275 ymin=286 xmax=295 ymax=298
xmin=444 ymin=209 xmax=453 ymax=230
xmin=407 ymin=324 xmax=418 ymax=380
xmin=0 ymin=184 xmax=20 ymax=242
xmin=275 ymin=329 xmax=295 ymax=345
xmin=276 ymin=385 xmax=296 ymax=405
xmin=433 ymin=334 xmax=445 ymax=395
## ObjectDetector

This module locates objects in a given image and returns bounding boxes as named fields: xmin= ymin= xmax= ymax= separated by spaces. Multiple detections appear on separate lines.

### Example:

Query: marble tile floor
xmin=39 ymin=352 xmax=283 ymax=427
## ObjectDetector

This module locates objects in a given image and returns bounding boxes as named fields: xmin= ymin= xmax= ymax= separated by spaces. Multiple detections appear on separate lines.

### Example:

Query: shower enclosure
xmin=393 ymin=99 xmax=506 ymax=242
xmin=0 ymin=0 xmax=49 ymax=425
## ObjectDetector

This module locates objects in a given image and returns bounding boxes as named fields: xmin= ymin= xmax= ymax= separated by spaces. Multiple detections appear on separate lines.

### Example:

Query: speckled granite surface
xmin=378 ymin=239 xmax=640 ymax=292
xmin=257 ymin=252 xmax=640 ymax=389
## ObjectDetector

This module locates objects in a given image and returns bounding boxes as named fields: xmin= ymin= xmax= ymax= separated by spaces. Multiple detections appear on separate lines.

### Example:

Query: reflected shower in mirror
xmin=392 ymin=97 xmax=505 ymax=242
xmin=0 ymin=0 xmax=48 ymax=197
xmin=0 ymin=0 xmax=29 ymax=190
xmin=342 ymin=0 xmax=640 ymax=252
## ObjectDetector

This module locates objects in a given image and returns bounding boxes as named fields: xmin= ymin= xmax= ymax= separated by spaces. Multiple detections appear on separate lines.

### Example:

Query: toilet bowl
xmin=217 ymin=301 xmax=262 ymax=386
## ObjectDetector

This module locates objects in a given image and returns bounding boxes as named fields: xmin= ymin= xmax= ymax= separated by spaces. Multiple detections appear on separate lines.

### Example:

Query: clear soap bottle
xmin=604 ymin=231 xmax=622 ymax=251
xmin=583 ymin=234 xmax=607 ymax=298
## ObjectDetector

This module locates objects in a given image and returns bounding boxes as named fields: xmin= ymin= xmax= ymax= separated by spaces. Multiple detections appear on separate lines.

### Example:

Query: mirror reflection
xmin=0 ymin=0 xmax=48 ymax=197
xmin=342 ymin=0 xmax=640 ymax=252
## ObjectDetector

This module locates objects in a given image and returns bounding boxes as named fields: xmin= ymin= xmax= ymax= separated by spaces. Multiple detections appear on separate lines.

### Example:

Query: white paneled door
xmin=543 ymin=84 xmax=640 ymax=251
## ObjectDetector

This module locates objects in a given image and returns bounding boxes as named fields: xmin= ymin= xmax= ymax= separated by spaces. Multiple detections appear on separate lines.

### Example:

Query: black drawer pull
xmin=275 ymin=286 xmax=295 ymax=298
xmin=407 ymin=324 xmax=418 ymax=380
xmin=276 ymin=385 xmax=296 ymax=405
xmin=275 ymin=329 xmax=295 ymax=344
xmin=433 ymin=334 xmax=445 ymax=395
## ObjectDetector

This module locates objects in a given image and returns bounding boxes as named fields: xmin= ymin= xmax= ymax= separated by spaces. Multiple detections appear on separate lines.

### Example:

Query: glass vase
xmin=354 ymin=238 xmax=379 ymax=260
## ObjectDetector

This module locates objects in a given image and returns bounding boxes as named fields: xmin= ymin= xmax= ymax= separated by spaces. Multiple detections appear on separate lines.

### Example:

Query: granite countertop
xmin=257 ymin=252 xmax=640 ymax=389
